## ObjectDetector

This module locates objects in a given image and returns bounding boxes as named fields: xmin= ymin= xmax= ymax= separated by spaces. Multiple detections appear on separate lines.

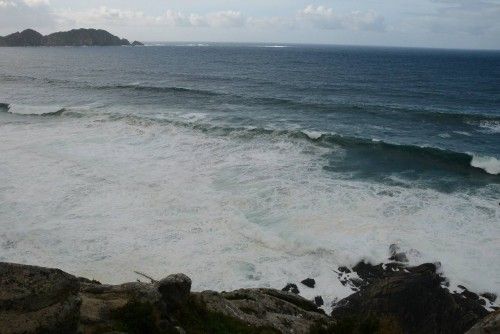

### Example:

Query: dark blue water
xmin=1 ymin=45 xmax=499 ymax=190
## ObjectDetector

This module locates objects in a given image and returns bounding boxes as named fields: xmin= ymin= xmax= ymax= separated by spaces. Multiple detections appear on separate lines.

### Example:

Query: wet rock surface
xmin=282 ymin=283 xmax=300 ymax=294
xmin=331 ymin=261 xmax=491 ymax=334
xmin=301 ymin=278 xmax=316 ymax=289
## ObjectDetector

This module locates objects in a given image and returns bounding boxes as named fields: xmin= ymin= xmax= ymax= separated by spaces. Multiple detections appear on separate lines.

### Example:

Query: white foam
xmin=6 ymin=104 xmax=64 ymax=116
xmin=177 ymin=43 xmax=210 ymax=47
xmin=478 ymin=120 xmax=500 ymax=134
xmin=0 ymin=114 xmax=498 ymax=309
xmin=302 ymin=130 xmax=323 ymax=140
xmin=453 ymin=131 xmax=472 ymax=136
xmin=180 ymin=112 xmax=207 ymax=122
xmin=471 ymin=155 xmax=500 ymax=175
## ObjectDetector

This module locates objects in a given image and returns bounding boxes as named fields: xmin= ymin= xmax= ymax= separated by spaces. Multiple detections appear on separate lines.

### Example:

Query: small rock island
xmin=0 ymin=28 xmax=143 ymax=47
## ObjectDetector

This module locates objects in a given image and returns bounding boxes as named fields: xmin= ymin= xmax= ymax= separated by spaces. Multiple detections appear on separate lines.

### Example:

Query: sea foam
xmin=3 ymin=104 xmax=65 ymax=116
xmin=471 ymin=155 xmax=500 ymax=175
xmin=0 ymin=113 xmax=498 ymax=310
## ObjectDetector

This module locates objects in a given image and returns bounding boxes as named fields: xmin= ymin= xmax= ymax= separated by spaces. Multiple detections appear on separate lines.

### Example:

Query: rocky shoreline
xmin=0 ymin=252 xmax=498 ymax=334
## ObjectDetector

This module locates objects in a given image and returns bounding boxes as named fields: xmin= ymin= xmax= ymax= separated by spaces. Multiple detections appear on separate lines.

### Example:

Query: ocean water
xmin=0 ymin=44 xmax=499 ymax=306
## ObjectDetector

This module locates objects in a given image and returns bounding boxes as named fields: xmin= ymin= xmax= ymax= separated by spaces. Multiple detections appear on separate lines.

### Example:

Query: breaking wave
xmin=0 ymin=103 xmax=65 ymax=116
xmin=91 ymin=112 xmax=500 ymax=177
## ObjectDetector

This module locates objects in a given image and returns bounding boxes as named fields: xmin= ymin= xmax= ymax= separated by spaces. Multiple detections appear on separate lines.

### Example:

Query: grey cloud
xmin=0 ymin=0 xmax=55 ymax=34
xmin=424 ymin=0 xmax=500 ymax=35
xmin=297 ymin=5 xmax=386 ymax=32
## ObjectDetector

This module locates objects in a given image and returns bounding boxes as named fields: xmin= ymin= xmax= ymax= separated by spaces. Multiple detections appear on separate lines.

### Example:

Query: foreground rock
xmin=0 ymin=28 xmax=138 ymax=47
xmin=332 ymin=261 xmax=491 ymax=334
xmin=0 ymin=262 xmax=81 ymax=334
xmin=0 ymin=262 xmax=334 ymax=334
xmin=192 ymin=288 xmax=331 ymax=333
xmin=0 ymin=260 xmax=495 ymax=333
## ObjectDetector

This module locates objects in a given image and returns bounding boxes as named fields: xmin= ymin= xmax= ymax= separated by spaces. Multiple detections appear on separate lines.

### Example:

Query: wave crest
xmin=0 ymin=103 xmax=65 ymax=116
xmin=471 ymin=155 xmax=500 ymax=175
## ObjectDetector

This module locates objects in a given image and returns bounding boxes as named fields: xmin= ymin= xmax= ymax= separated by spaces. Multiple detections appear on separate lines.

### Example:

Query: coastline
xmin=1 ymin=249 xmax=497 ymax=333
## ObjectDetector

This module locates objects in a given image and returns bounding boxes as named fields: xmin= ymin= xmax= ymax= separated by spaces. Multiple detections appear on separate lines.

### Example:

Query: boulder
xmin=0 ymin=262 xmax=81 ymax=334
xmin=332 ymin=262 xmax=490 ymax=334
xmin=282 ymin=283 xmax=300 ymax=294
xmin=156 ymin=273 xmax=192 ymax=307
xmin=388 ymin=243 xmax=409 ymax=263
xmin=301 ymin=278 xmax=316 ymax=288
xmin=314 ymin=296 xmax=324 ymax=307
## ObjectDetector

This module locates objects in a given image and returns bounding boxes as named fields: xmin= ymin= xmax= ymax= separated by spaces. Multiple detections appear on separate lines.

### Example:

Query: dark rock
xmin=332 ymin=262 xmax=489 ymax=334
xmin=461 ymin=287 xmax=481 ymax=301
xmin=389 ymin=252 xmax=409 ymax=263
xmin=0 ymin=262 xmax=81 ymax=334
xmin=132 ymin=40 xmax=144 ymax=46
xmin=156 ymin=273 xmax=191 ymax=307
xmin=388 ymin=243 xmax=409 ymax=263
xmin=282 ymin=283 xmax=300 ymax=294
xmin=466 ymin=309 xmax=500 ymax=334
xmin=481 ymin=293 xmax=497 ymax=303
xmin=314 ymin=296 xmax=324 ymax=307
xmin=338 ymin=266 xmax=351 ymax=273
xmin=78 ymin=277 xmax=101 ymax=285
xmin=352 ymin=261 xmax=386 ymax=283
xmin=349 ymin=277 xmax=364 ymax=288
xmin=301 ymin=278 xmax=316 ymax=288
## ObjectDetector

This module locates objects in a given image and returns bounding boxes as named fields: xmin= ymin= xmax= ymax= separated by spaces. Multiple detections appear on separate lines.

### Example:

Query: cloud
xmin=53 ymin=4 xmax=385 ymax=32
xmin=247 ymin=16 xmax=296 ymax=30
xmin=55 ymin=6 xmax=147 ymax=27
xmin=23 ymin=0 xmax=49 ymax=7
xmin=0 ymin=0 xmax=54 ymax=33
xmin=0 ymin=1 xmax=16 ymax=8
xmin=408 ymin=0 xmax=500 ymax=36
xmin=298 ymin=5 xmax=386 ymax=32
xmin=56 ymin=6 xmax=245 ymax=29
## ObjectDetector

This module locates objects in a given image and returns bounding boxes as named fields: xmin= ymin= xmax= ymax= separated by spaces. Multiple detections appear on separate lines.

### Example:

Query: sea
xmin=0 ymin=44 xmax=499 ymax=307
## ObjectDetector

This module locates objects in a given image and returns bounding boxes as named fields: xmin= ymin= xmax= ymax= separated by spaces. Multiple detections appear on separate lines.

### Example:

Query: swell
xmin=2 ymin=74 xmax=499 ymax=124
xmin=105 ymin=84 xmax=222 ymax=97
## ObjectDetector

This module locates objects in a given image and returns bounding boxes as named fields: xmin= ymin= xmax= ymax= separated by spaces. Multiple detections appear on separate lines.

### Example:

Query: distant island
xmin=0 ymin=28 xmax=144 ymax=47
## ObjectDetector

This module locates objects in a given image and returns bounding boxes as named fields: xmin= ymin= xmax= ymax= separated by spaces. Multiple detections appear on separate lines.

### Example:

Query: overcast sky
xmin=1 ymin=0 xmax=499 ymax=49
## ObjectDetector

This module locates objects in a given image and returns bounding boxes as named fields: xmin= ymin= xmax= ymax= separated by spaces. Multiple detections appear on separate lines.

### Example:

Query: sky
xmin=1 ymin=0 xmax=500 ymax=49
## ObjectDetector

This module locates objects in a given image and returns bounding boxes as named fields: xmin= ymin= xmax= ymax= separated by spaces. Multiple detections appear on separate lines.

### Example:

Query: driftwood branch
xmin=133 ymin=271 xmax=158 ymax=283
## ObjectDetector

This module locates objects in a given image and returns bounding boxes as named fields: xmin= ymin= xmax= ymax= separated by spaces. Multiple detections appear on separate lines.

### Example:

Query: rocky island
xmin=0 ymin=28 xmax=143 ymax=47
xmin=0 ymin=246 xmax=498 ymax=334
